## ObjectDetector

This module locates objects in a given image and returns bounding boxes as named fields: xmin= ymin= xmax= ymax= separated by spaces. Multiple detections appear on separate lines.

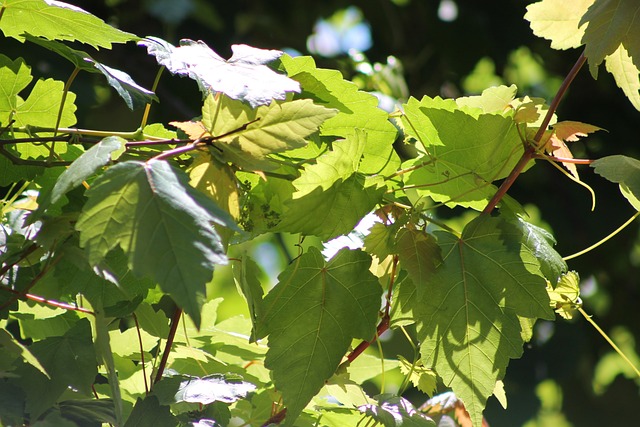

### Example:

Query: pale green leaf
xmin=580 ymin=0 xmax=640 ymax=77
xmin=76 ymin=160 xmax=237 ymax=326
xmin=363 ymin=222 xmax=398 ymax=261
xmin=139 ymin=37 xmax=300 ymax=107
xmin=0 ymin=0 xmax=136 ymax=47
xmin=276 ymin=131 xmax=385 ymax=239
xmin=416 ymin=215 xmax=553 ymax=427
xmin=134 ymin=302 xmax=170 ymax=338
xmin=261 ymin=247 xmax=382 ymax=425
xmin=10 ymin=78 xmax=77 ymax=129
xmin=525 ymin=0 xmax=593 ymax=50
xmin=203 ymin=94 xmax=336 ymax=161
xmin=547 ymin=271 xmax=581 ymax=319
xmin=0 ymin=54 xmax=31 ymax=117
xmin=592 ymin=155 xmax=640 ymax=210
xmin=456 ymin=85 xmax=518 ymax=113
xmin=401 ymin=96 xmax=524 ymax=210
xmin=398 ymin=355 xmax=437 ymax=396
xmin=605 ymin=45 xmax=640 ymax=111
xmin=281 ymin=54 xmax=400 ymax=175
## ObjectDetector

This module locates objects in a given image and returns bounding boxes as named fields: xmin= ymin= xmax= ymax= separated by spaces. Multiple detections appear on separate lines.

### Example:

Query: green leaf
xmin=9 ymin=78 xmax=77 ymax=129
xmin=76 ymin=160 xmax=237 ymax=326
xmin=27 ymin=318 xmax=97 ymax=395
xmin=134 ymin=302 xmax=170 ymax=338
xmin=525 ymin=0 xmax=593 ymax=50
xmin=0 ymin=0 xmax=137 ymax=47
xmin=605 ymin=45 xmax=640 ymax=111
xmin=400 ymin=96 xmax=524 ymax=210
xmin=202 ymin=94 xmax=336 ymax=168
xmin=592 ymin=155 xmax=640 ymax=210
xmin=0 ymin=54 xmax=32 ymax=116
xmin=261 ymin=247 xmax=382 ymax=425
xmin=398 ymin=355 xmax=437 ymax=396
xmin=123 ymin=396 xmax=176 ymax=427
xmin=396 ymin=228 xmax=442 ymax=288
xmin=456 ymin=85 xmax=518 ymax=113
xmin=139 ymin=37 xmax=300 ymax=107
xmin=34 ymin=136 xmax=125 ymax=218
xmin=281 ymin=54 xmax=400 ymax=175
xmin=416 ymin=215 xmax=554 ymax=427
xmin=580 ymin=0 xmax=640 ymax=78
xmin=58 ymin=399 xmax=117 ymax=425
xmin=24 ymin=35 xmax=157 ymax=110
xmin=276 ymin=130 xmax=385 ymax=239
xmin=0 ymin=328 xmax=49 ymax=377
xmin=515 ymin=216 xmax=567 ymax=283
xmin=232 ymin=254 xmax=265 ymax=341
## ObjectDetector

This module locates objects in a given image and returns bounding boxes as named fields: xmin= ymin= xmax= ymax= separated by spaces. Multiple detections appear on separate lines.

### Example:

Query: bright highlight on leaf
xmin=139 ymin=37 xmax=301 ymax=108
xmin=260 ymin=247 xmax=382 ymax=426
xmin=76 ymin=160 xmax=237 ymax=327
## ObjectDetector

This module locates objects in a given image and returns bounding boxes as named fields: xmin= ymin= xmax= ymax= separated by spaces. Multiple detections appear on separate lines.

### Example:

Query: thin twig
xmin=132 ymin=313 xmax=150 ymax=394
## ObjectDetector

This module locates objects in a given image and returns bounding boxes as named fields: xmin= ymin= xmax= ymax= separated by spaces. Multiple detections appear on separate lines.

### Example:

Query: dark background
xmin=4 ymin=1 xmax=640 ymax=425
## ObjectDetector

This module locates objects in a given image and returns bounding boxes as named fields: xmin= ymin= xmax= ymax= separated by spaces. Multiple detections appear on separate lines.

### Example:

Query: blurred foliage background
xmin=3 ymin=0 xmax=640 ymax=425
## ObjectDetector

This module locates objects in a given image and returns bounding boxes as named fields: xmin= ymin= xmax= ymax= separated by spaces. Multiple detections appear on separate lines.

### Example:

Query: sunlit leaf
xmin=398 ymin=355 xmax=437 ymax=396
xmin=525 ymin=0 xmax=594 ymax=50
xmin=276 ymin=130 xmax=385 ymax=239
xmin=76 ymin=160 xmax=237 ymax=326
xmin=605 ymin=45 xmax=640 ymax=111
xmin=0 ymin=0 xmax=137 ymax=47
xmin=400 ymin=96 xmax=524 ymax=210
xmin=416 ymin=215 xmax=553 ymax=427
xmin=260 ymin=247 xmax=382 ymax=425
xmin=547 ymin=271 xmax=581 ymax=319
xmin=139 ymin=37 xmax=300 ymax=107
xmin=281 ymin=54 xmax=400 ymax=175
xmin=396 ymin=228 xmax=442 ymax=289
xmin=232 ymin=254 xmax=265 ymax=342
xmin=153 ymin=374 xmax=256 ymax=405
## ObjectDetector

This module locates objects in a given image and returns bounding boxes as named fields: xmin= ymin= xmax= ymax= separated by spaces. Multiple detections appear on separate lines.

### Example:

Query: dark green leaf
xmin=24 ymin=35 xmax=157 ymax=110
xmin=76 ymin=160 xmax=237 ymax=326
xmin=58 ymin=399 xmax=116 ymax=425
xmin=592 ymin=155 xmax=640 ymax=210
xmin=232 ymin=254 xmax=265 ymax=341
xmin=260 ymin=247 xmax=382 ymax=425
xmin=123 ymin=396 xmax=176 ymax=427
xmin=396 ymin=228 xmax=442 ymax=288
xmin=516 ymin=216 xmax=567 ymax=283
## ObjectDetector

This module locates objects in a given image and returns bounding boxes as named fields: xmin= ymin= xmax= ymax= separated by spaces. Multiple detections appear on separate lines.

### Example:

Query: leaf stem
xmin=578 ymin=306 xmax=640 ymax=378
xmin=482 ymin=51 xmax=587 ymax=215
xmin=132 ymin=312 xmax=150 ymax=394
xmin=563 ymin=210 xmax=640 ymax=260
xmin=153 ymin=307 xmax=182 ymax=385
xmin=140 ymin=66 xmax=164 ymax=129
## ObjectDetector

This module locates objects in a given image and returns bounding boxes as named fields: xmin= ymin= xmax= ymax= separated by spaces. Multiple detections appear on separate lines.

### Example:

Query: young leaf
xmin=276 ymin=130 xmax=385 ymax=239
xmin=76 ymin=160 xmax=237 ymax=327
xmin=400 ymin=96 xmax=524 ymax=210
xmin=281 ymin=54 xmax=400 ymax=175
xmin=260 ymin=247 xmax=382 ymax=425
xmin=24 ymin=35 xmax=157 ymax=110
xmin=545 ymin=120 xmax=602 ymax=178
xmin=0 ymin=0 xmax=137 ymax=47
xmin=139 ymin=37 xmax=300 ymax=107
xmin=547 ymin=271 xmax=581 ymax=319
xmin=416 ymin=215 xmax=554 ymax=427
xmin=525 ymin=0 xmax=593 ymax=50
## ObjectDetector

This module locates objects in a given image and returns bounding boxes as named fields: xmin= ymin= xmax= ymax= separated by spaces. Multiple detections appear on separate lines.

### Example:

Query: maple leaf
xmin=169 ymin=120 xmax=209 ymax=139
xmin=139 ymin=37 xmax=300 ymax=108
xmin=545 ymin=120 xmax=603 ymax=178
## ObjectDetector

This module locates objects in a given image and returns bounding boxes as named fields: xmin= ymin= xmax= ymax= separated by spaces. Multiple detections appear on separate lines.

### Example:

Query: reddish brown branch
xmin=0 ymin=255 xmax=62 ymax=311
xmin=482 ymin=51 xmax=587 ymax=215
xmin=153 ymin=307 xmax=182 ymax=385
